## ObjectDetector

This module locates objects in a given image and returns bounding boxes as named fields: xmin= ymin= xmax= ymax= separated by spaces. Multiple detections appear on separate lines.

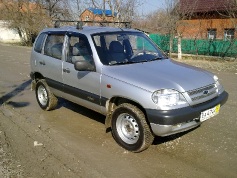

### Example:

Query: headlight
xmin=214 ymin=75 xmax=220 ymax=86
xmin=213 ymin=75 xmax=218 ymax=82
xmin=214 ymin=75 xmax=223 ymax=94
xmin=151 ymin=89 xmax=187 ymax=109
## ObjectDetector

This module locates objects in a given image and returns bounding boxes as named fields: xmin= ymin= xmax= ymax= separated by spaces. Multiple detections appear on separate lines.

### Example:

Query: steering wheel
xmin=130 ymin=50 xmax=145 ymax=59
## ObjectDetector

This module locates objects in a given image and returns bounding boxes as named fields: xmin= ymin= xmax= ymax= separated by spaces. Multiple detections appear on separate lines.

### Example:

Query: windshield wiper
xmin=150 ymin=57 xmax=164 ymax=61
xmin=110 ymin=60 xmax=150 ymax=65
xmin=109 ymin=57 xmax=165 ymax=65
xmin=109 ymin=60 xmax=135 ymax=66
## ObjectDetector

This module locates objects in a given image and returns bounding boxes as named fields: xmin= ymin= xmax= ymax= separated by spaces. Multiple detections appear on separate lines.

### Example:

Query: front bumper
xmin=146 ymin=91 xmax=228 ymax=136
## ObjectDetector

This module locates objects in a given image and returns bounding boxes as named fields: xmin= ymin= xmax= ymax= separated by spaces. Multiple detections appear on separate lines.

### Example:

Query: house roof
xmin=179 ymin=0 xmax=237 ymax=13
xmin=87 ymin=7 xmax=117 ymax=16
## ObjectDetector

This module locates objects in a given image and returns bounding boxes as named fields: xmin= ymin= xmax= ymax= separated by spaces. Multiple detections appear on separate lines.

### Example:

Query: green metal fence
xmin=149 ymin=34 xmax=237 ymax=58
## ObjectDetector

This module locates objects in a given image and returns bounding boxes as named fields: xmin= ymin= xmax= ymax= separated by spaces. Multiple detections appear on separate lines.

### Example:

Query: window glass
xmin=224 ymin=29 xmax=235 ymax=41
xmin=34 ymin=33 xmax=46 ymax=53
xmin=44 ymin=34 xmax=64 ymax=59
xmin=207 ymin=29 xmax=216 ymax=40
xmin=92 ymin=32 xmax=166 ymax=65
xmin=93 ymin=35 xmax=101 ymax=47
xmin=67 ymin=34 xmax=93 ymax=64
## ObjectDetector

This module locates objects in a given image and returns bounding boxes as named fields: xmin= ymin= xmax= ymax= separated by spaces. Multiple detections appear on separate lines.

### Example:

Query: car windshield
xmin=92 ymin=31 xmax=167 ymax=65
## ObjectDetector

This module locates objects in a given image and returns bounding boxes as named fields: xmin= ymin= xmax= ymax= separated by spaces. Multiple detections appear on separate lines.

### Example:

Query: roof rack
xmin=54 ymin=20 xmax=83 ymax=29
xmin=53 ymin=20 xmax=131 ymax=29
xmin=82 ymin=21 xmax=131 ymax=28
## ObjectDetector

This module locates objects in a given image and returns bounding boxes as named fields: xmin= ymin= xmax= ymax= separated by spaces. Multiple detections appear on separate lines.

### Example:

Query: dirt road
xmin=0 ymin=43 xmax=237 ymax=178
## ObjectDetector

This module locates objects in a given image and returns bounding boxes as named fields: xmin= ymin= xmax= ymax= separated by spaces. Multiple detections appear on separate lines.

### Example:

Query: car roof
xmin=40 ymin=25 xmax=139 ymax=36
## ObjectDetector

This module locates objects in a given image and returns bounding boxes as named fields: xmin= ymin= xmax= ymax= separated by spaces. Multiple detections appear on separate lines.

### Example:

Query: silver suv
xmin=30 ymin=22 xmax=228 ymax=152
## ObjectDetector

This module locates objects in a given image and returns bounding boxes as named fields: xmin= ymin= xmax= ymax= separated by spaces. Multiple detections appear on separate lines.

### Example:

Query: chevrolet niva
xmin=30 ymin=21 xmax=228 ymax=152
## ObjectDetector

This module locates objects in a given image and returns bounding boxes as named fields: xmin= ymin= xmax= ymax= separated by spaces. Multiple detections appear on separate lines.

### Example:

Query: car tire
xmin=35 ymin=79 xmax=58 ymax=111
xmin=111 ymin=103 xmax=154 ymax=152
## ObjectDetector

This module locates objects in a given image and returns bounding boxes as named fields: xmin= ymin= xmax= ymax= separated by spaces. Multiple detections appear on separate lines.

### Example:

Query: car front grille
xmin=188 ymin=84 xmax=217 ymax=102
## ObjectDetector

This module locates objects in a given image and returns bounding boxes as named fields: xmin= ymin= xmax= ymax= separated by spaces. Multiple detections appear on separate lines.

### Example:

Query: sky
xmin=70 ymin=0 xmax=169 ymax=16
xmin=138 ymin=0 xmax=167 ymax=15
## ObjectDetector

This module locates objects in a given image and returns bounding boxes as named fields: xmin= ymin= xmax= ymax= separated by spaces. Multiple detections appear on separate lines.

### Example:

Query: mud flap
xmin=31 ymin=80 xmax=36 ymax=91
xmin=105 ymin=113 xmax=112 ymax=133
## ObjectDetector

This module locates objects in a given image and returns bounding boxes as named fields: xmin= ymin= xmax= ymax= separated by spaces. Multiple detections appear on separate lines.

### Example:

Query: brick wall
xmin=178 ymin=18 xmax=237 ymax=39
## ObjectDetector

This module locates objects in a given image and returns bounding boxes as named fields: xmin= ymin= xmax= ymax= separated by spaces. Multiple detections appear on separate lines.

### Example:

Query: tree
xmin=216 ymin=0 xmax=237 ymax=57
xmin=69 ymin=0 xmax=86 ymax=19
xmin=133 ymin=0 xmax=181 ymax=57
xmin=0 ymin=0 xmax=72 ymax=45
xmin=84 ymin=0 xmax=142 ymax=22
xmin=36 ymin=0 xmax=71 ymax=19
xmin=133 ymin=0 xmax=198 ymax=59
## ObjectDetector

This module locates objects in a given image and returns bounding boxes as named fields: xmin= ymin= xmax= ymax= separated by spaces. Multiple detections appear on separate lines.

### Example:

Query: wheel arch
xmin=105 ymin=96 xmax=149 ymax=131
xmin=31 ymin=72 xmax=44 ymax=81
xmin=30 ymin=72 xmax=45 ymax=90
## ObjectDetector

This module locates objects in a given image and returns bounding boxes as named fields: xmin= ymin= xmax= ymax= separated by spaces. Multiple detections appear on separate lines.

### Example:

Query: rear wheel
xmin=111 ymin=103 xmax=154 ymax=152
xmin=35 ymin=79 xmax=58 ymax=111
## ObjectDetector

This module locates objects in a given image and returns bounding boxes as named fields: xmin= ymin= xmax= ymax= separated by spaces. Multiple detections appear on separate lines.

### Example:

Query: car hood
xmin=102 ymin=59 xmax=215 ymax=93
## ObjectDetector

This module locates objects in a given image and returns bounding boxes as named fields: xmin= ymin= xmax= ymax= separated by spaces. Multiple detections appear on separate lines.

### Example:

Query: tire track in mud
xmin=0 ymin=106 xmax=104 ymax=178
xmin=0 ymin=123 xmax=24 ymax=177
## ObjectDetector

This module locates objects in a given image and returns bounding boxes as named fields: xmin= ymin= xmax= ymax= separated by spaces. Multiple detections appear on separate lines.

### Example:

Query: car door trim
xmin=45 ymin=78 xmax=107 ymax=106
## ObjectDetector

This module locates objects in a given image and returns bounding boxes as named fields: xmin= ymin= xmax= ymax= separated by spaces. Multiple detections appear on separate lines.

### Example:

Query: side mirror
xmin=74 ymin=60 xmax=95 ymax=71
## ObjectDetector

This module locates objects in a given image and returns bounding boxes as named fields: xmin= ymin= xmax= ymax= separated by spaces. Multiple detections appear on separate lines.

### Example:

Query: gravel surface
xmin=0 ymin=43 xmax=237 ymax=178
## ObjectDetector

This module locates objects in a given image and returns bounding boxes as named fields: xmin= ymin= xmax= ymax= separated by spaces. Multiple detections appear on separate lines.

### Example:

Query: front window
xmin=92 ymin=32 xmax=166 ymax=65
xmin=66 ymin=34 xmax=93 ymax=64
xmin=44 ymin=34 xmax=64 ymax=60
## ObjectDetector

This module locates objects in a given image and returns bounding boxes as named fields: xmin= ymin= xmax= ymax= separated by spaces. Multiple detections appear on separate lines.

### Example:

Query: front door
xmin=62 ymin=32 xmax=101 ymax=113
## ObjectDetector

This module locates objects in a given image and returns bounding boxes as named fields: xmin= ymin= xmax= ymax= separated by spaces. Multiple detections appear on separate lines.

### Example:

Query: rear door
xmin=40 ymin=32 xmax=65 ymax=91
xmin=62 ymin=32 xmax=102 ymax=113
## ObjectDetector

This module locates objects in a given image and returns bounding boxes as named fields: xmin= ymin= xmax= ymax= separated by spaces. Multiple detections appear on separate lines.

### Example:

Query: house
xmin=80 ymin=7 xmax=117 ymax=22
xmin=0 ymin=2 xmax=21 ymax=42
xmin=0 ymin=20 xmax=21 ymax=43
xmin=177 ymin=0 xmax=237 ymax=40
xmin=0 ymin=1 xmax=49 ymax=44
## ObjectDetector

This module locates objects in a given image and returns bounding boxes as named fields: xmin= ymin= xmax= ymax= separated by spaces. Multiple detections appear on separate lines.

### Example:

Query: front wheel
xmin=35 ymin=79 xmax=58 ymax=111
xmin=111 ymin=103 xmax=154 ymax=152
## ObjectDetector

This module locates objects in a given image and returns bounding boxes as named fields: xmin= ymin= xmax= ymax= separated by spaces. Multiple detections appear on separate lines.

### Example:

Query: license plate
xmin=200 ymin=104 xmax=220 ymax=122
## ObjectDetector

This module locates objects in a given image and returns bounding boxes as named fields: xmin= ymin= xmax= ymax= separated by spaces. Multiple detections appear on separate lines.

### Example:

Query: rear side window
xmin=34 ymin=33 xmax=46 ymax=53
xmin=44 ymin=34 xmax=64 ymax=60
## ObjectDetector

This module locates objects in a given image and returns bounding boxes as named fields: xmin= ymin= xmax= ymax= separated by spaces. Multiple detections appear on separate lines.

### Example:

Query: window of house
xmin=207 ymin=29 xmax=216 ymax=40
xmin=224 ymin=29 xmax=235 ymax=41
xmin=85 ymin=16 xmax=90 ymax=21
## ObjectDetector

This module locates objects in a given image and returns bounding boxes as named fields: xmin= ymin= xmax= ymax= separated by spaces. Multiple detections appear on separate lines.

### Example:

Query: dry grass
xmin=172 ymin=54 xmax=237 ymax=72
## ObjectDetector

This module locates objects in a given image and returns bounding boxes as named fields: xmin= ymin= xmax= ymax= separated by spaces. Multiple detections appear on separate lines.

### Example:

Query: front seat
xmin=108 ymin=41 xmax=126 ymax=63
xmin=71 ymin=41 xmax=91 ymax=63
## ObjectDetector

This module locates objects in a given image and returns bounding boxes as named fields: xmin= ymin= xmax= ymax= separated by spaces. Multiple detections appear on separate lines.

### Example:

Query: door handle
xmin=39 ymin=61 xmax=45 ymax=65
xmin=63 ymin=68 xmax=70 ymax=73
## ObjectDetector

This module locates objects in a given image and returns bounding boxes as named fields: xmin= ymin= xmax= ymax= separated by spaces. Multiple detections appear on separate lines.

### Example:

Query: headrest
xmin=109 ymin=41 xmax=124 ymax=53
xmin=72 ymin=42 xmax=89 ymax=56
